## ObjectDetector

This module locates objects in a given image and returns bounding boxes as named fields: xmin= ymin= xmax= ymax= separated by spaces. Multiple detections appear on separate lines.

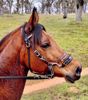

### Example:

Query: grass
xmin=22 ymin=75 xmax=88 ymax=100
xmin=0 ymin=13 xmax=88 ymax=100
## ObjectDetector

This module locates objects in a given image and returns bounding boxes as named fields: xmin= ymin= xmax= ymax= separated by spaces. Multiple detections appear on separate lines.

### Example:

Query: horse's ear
xmin=29 ymin=7 xmax=39 ymax=30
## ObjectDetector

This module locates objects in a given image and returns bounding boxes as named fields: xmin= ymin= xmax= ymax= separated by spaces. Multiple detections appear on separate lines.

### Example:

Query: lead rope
xmin=0 ymin=75 xmax=49 ymax=80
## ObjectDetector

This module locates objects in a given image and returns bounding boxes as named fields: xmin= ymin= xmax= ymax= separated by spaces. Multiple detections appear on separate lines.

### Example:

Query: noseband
xmin=22 ymin=23 xmax=73 ymax=78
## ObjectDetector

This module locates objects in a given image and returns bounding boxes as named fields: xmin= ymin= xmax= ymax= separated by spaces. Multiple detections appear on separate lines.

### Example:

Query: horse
xmin=0 ymin=7 xmax=82 ymax=100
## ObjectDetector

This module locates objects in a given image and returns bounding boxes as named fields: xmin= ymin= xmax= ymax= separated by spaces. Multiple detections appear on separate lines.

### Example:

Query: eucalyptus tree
xmin=6 ymin=0 xmax=13 ymax=14
xmin=75 ymin=0 xmax=84 ymax=21
xmin=53 ymin=0 xmax=62 ymax=13
xmin=0 ymin=0 xmax=3 ymax=15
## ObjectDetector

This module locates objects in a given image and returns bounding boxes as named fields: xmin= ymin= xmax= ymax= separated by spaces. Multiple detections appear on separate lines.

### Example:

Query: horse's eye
xmin=41 ymin=43 xmax=50 ymax=48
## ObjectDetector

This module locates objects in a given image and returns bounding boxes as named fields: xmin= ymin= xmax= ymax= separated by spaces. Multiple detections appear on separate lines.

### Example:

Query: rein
xmin=0 ymin=24 xmax=73 ymax=80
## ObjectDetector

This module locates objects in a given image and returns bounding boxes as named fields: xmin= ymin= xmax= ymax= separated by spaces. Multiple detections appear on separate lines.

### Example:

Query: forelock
xmin=32 ymin=24 xmax=46 ymax=46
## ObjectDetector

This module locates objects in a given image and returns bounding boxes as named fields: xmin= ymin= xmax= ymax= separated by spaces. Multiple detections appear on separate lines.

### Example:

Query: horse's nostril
xmin=75 ymin=67 xmax=82 ymax=80
xmin=76 ymin=66 xmax=82 ymax=75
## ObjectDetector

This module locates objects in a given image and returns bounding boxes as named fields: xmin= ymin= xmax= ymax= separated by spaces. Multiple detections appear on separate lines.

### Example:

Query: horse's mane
xmin=0 ymin=25 xmax=22 ymax=53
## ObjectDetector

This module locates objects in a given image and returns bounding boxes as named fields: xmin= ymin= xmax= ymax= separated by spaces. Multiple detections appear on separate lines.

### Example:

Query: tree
xmin=24 ymin=0 xmax=34 ymax=14
xmin=19 ymin=0 xmax=34 ymax=14
xmin=21 ymin=0 xmax=24 ymax=14
xmin=40 ymin=0 xmax=46 ymax=13
xmin=0 ymin=0 xmax=3 ymax=15
xmin=24 ymin=0 xmax=29 ymax=13
xmin=75 ymin=0 xmax=84 ymax=21
xmin=6 ymin=0 xmax=13 ymax=14
xmin=68 ymin=0 xmax=75 ymax=13
xmin=62 ymin=0 xmax=68 ymax=18
xmin=53 ymin=0 xmax=69 ymax=18
xmin=16 ymin=0 xmax=20 ymax=14
xmin=53 ymin=0 xmax=62 ymax=13
xmin=45 ymin=0 xmax=54 ymax=14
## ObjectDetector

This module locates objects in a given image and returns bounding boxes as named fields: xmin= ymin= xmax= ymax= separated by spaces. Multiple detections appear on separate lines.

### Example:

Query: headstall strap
xmin=22 ymin=23 xmax=32 ymax=48
xmin=22 ymin=24 xmax=54 ymax=78
xmin=34 ymin=50 xmax=48 ymax=64
xmin=21 ymin=23 xmax=33 ymax=72
xmin=47 ymin=63 xmax=54 ymax=78
xmin=22 ymin=23 xmax=73 ymax=78
xmin=34 ymin=50 xmax=54 ymax=78
xmin=25 ymin=35 xmax=31 ymax=48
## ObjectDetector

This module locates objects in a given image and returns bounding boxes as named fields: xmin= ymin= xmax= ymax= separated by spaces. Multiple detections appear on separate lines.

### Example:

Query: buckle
xmin=26 ymin=41 xmax=31 ymax=48
xmin=46 ymin=63 xmax=54 ymax=78
xmin=25 ymin=36 xmax=31 ymax=48
xmin=24 ymin=34 xmax=32 ymax=48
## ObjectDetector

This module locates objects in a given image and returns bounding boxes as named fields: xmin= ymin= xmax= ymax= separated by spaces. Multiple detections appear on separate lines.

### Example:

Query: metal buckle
xmin=24 ymin=34 xmax=32 ymax=48
xmin=34 ymin=50 xmax=40 ymax=57
xmin=46 ymin=63 xmax=54 ymax=78
xmin=26 ymin=41 xmax=31 ymax=48
xmin=25 ymin=37 xmax=31 ymax=48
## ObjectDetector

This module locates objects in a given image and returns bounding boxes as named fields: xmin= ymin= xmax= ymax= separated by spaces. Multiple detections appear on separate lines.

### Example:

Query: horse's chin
xmin=65 ymin=73 xmax=81 ymax=83
xmin=65 ymin=75 xmax=75 ymax=83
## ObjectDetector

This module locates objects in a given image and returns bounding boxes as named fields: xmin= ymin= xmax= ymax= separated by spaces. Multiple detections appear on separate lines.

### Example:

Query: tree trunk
xmin=21 ymin=0 xmax=24 ymax=14
xmin=9 ymin=5 xmax=12 ymax=14
xmin=48 ymin=7 xmax=51 ymax=14
xmin=0 ymin=7 xmax=3 ymax=15
xmin=0 ymin=0 xmax=3 ymax=15
xmin=63 ymin=6 xmax=68 ymax=18
xmin=41 ymin=2 xmax=45 ymax=13
xmin=83 ymin=3 xmax=86 ymax=13
xmin=7 ymin=0 xmax=13 ymax=14
xmin=16 ymin=0 xmax=20 ymax=14
xmin=62 ymin=0 xmax=68 ymax=19
xmin=75 ymin=0 xmax=84 ymax=22
xmin=75 ymin=5 xmax=83 ymax=21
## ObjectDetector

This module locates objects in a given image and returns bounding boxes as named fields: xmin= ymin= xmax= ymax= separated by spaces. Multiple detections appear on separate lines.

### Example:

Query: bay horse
xmin=0 ymin=7 xmax=82 ymax=100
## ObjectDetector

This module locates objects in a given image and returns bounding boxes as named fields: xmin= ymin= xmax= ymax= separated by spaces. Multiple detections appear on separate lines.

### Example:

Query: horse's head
xmin=21 ymin=7 xmax=82 ymax=83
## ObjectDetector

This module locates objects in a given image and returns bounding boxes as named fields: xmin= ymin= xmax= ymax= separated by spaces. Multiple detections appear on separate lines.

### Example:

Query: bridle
xmin=21 ymin=23 xmax=73 ymax=78
xmin=0 ymin=23 xmax=73 ymax=80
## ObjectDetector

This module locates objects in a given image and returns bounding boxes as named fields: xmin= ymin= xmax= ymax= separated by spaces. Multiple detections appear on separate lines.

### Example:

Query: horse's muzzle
xmin=66 ymin=66 xmax=82 ymax=83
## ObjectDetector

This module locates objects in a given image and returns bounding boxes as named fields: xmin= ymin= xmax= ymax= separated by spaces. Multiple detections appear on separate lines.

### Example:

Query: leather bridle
xmin=0 ymin=23 xmax=73 ymax=80
xmin=21 ymin=23 xmax=73 ymax=78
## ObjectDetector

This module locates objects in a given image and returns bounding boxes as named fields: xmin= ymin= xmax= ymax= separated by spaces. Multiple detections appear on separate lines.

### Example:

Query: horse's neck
xmin=0 ymin=29 xmax=23 ymax=67
xmin=0 ymin=30 xmax=28 ymax=100
xmin=0 ymin=26 xmax=22 ymax=53
xmin=0 ymin=65 xmax=28 ymax=100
